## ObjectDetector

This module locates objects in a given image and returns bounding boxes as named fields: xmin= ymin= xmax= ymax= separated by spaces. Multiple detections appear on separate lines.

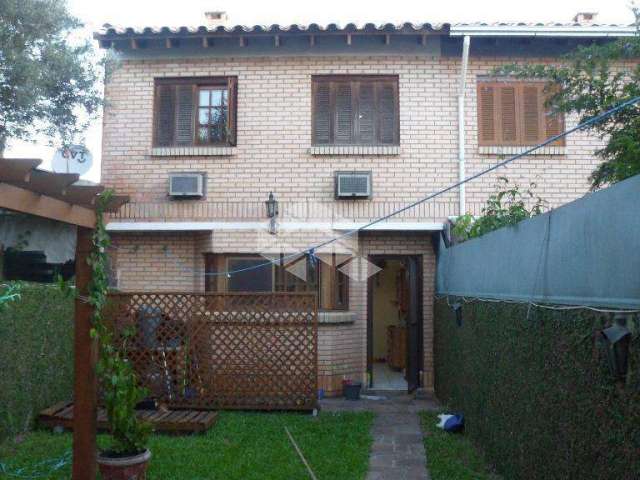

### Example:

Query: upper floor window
xmin=312 ymin=75 xmax=399 ymax=146
xmin=477 ymin=80 xmax=564 ymax=147
xmin=153 ymin=77 xmax=237 ymax=148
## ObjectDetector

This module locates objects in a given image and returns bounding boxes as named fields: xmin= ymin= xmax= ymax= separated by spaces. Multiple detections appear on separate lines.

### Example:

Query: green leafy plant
xmin=452 ymin=177 xmax=546 ymax=242
xmin=88 ymin=192 xmax=150 ymax=455
xmin=494 ymin=7 xmax=640 ymax=190
xmin=0 ymin=282 xmax=21 ymax=309
xmin=0 ymin=0 xmax=102 ymax=154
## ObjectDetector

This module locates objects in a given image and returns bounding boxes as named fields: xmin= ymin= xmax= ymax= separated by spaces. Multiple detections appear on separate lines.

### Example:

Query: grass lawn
xmin=0 ymin=411 xmax=374 ymax=480
xmin=420 ymin=412 xmax=501 ymax=480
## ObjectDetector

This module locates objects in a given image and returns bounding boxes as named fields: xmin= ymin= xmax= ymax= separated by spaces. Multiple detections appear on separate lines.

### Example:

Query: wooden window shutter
xmin=478 ymin=81 xmax=565 ymax=147
xmin=543 ymin=86 xmax=565 ymax=146
xmin=478 ymin=85 xmax=496 ymax=145
xmin=545 ymin=111 xmax=564 ymax=146
xmin=357 ymin=82 xmax=376 ymax=144
xmin=378 ymin=82 xmax=397 ymax=144
xmin=334 ymin=82 xmax=354 ymax=144
xmin=312 ymin=76 xmax=399 ymax=146
xmin=313 ymin=81 xmax=332 ymax=144
xmin=522 ymin=85 xmax=541 ymax=143
xmin=154 ymin=84 xmax=176 ymax=146
xmin=175 ymin=84 xmax=195 ymax=145
xmin=227 ymin=77 xmax=238 ymax=146
xmin=499 ymin=86 xmax=517 ymax=143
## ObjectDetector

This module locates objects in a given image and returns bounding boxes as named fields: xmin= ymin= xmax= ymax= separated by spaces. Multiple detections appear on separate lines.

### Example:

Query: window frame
xmin=204 ymin=253 xmax=349 ymax=311
xmin=318 ymin=253 xmax=350 ymax=311
xmin=153 ymin=76 xmax=237 ymax=148
xmin=196 ymin=85 xmax=229 ymax=146
xmin=476 ymin=79 xmax=565 ymax=147
xmin=311 ymin=75 xmax=400 ymax=147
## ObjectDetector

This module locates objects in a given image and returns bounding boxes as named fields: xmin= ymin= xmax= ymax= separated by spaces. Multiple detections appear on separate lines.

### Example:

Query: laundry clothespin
xmin=308 ymin=248 xmax=318 ymax=267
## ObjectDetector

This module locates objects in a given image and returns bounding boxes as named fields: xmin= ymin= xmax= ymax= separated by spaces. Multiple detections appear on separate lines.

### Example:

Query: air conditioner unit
xmin=335 ymin=171 xmax=372 ymax=199
xmin=169 ymin=173 xmax=204 ymax=198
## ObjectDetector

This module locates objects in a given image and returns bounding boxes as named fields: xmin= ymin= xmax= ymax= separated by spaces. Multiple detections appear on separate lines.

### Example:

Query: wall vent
xmin=335 ymin=171 xmax=372 ymax=199
xmin=169 ymin=173 xmax=204 ymax=198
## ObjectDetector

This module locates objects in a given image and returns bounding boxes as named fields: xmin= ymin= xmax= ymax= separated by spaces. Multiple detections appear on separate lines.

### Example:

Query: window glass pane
xmin=274 ymin=256 xmax=318 ymax=293
xmin=318 ymin=261 xmax=332 ymax=309
xmin=210 ymin=108 xmax=222 ymax=125
xmin=336 ymin=270 xmax=348 ymax=307
xmin=227 ymin=258 xmax=273 ymax=292
xmin=198 ymin=127 xmax=208 ymax=143
xmin=199 ymin=89 xmax=211 ymax=107
xmin=210 ymin=123 xmax=225 ymax=143
xmin=198 ymin=108 xmax=210 ymax=125
xmin=210 ymin=89 xmax=223 ymax=106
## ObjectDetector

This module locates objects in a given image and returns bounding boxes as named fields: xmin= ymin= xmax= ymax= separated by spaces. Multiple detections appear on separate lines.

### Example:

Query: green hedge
xmin=0 ymin=284 xmax=74 ymax=441
xmin=434 ymin=298 xmax=640 ymax=480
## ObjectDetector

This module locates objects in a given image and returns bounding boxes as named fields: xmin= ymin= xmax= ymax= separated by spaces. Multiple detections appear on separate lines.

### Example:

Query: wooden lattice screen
xmin=104 ymin=292 xmax=318 ymax=410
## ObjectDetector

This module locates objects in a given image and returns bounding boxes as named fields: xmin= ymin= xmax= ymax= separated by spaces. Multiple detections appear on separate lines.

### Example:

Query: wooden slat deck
xmin=38 ymin=401 xmax=217 ymax=434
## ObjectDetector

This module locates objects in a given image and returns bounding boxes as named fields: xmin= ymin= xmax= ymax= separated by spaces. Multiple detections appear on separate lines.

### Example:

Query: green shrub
xmin=434 ymin=299 xmax=640 ymax=480
xmin=452 ymin=178 xmax=546 ymax=242
xmin=0 ymin=283 xmax=74 ymax=441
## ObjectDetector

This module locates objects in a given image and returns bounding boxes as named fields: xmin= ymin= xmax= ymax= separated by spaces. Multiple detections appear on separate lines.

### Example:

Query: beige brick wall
xmin=102 ymin=55 xmax=605 ymax=221
xmin=110 ymin=232 xmax=204 ymax=292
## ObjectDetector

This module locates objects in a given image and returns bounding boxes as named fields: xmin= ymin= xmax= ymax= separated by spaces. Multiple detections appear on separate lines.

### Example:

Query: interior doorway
xmin=367 ymin=255 xmax=422 ymax=392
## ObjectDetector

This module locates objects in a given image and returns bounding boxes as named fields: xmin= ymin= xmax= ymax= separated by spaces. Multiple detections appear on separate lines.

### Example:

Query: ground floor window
xmin=227 ymin=256 xmax=274 ymax=292
xmin=204 ymin=253 xmax=349 ymax=310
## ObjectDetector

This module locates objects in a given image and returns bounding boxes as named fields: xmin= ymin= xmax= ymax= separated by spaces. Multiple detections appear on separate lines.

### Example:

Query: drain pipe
xmin=457 ymin=35 xmax=471 ymax=215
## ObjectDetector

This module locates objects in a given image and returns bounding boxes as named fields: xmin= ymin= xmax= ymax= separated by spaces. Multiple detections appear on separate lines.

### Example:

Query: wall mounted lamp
xmin=265 ymin=192 xmax=279 ymax=234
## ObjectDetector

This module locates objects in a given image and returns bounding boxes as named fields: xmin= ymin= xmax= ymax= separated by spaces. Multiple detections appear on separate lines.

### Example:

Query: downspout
xmin=457 ymin=35 xmax=471 ymax=215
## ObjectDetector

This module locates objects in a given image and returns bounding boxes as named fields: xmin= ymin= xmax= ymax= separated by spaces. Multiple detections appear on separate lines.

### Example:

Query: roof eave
xmin=450 ymin=26 xmax=639 ymax=37
xmin=93 ymin=22 xmax=451 ymax=44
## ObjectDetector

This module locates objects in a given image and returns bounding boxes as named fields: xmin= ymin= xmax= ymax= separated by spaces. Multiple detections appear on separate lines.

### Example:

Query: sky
xmin=4 ymin=0 xmax=635 ymax=182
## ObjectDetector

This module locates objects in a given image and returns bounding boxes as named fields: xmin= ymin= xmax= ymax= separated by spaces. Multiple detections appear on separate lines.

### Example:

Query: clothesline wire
xmin=439 ymin=294 xmax=640 ymax=314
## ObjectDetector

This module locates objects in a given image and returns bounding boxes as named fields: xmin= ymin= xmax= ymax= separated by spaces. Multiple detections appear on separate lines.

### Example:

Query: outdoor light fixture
xmin=265 ymin=192 xmax=279 ymax=234
xmin=600 ymin=314 xmax=632 ymax=382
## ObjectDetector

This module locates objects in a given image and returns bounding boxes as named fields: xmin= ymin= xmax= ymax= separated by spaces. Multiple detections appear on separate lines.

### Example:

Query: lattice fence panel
xmin=104 ymin=292 xmax=318 ymax=410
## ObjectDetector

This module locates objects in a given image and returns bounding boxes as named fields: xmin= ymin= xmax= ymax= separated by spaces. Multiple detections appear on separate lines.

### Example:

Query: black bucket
xmin=343 ymin=382 xmax=362 ymax=401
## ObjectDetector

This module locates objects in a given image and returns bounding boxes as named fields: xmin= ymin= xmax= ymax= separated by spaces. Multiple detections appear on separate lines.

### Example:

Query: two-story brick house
xmin=95 ymin=14 xmax=635 ymax=396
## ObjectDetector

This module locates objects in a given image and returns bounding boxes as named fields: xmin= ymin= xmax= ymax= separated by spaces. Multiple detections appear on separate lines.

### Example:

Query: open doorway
xmin=367 ymin=255 xmax=422 ymax=392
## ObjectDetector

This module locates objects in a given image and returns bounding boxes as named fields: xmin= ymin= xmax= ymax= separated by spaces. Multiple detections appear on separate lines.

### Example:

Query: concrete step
xmin=363 ymin=389 xmax=410 ymax=397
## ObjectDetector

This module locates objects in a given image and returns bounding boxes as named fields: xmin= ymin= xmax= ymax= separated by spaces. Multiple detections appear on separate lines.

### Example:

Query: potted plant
xmin=95 ymin=328 xmax=152 ymax=479
xmin=89 ymin=193 xmax=152 ymax=479
xmin=342 ymin=378 xmax=362 ymax=401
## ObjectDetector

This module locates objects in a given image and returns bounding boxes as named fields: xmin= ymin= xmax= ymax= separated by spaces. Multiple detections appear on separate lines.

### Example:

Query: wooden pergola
xmin=0 ymin=158 xmax=128 ymax=479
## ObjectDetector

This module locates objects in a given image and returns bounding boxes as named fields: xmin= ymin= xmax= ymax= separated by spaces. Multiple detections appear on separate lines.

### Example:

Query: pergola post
xmin=72 ymin=227 xmax=98 ymax=479
xmin=0 ymin=158 xmax=128 ymax=479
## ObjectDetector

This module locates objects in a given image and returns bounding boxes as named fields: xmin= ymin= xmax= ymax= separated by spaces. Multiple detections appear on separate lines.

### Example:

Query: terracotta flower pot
xmin=97 ymin=449 xmax=151 ymax=480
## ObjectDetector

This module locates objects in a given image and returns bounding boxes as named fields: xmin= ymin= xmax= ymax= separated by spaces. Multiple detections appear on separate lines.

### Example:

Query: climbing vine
xmin=453 ymin=177 xmax=547 ymax=242
xmin=87 ymin=191 xmax=150 ymax=455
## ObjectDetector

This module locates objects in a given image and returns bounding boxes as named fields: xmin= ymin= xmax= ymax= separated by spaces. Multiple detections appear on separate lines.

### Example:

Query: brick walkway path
xmin=320 ymin=393 xmax=439 ymax=480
